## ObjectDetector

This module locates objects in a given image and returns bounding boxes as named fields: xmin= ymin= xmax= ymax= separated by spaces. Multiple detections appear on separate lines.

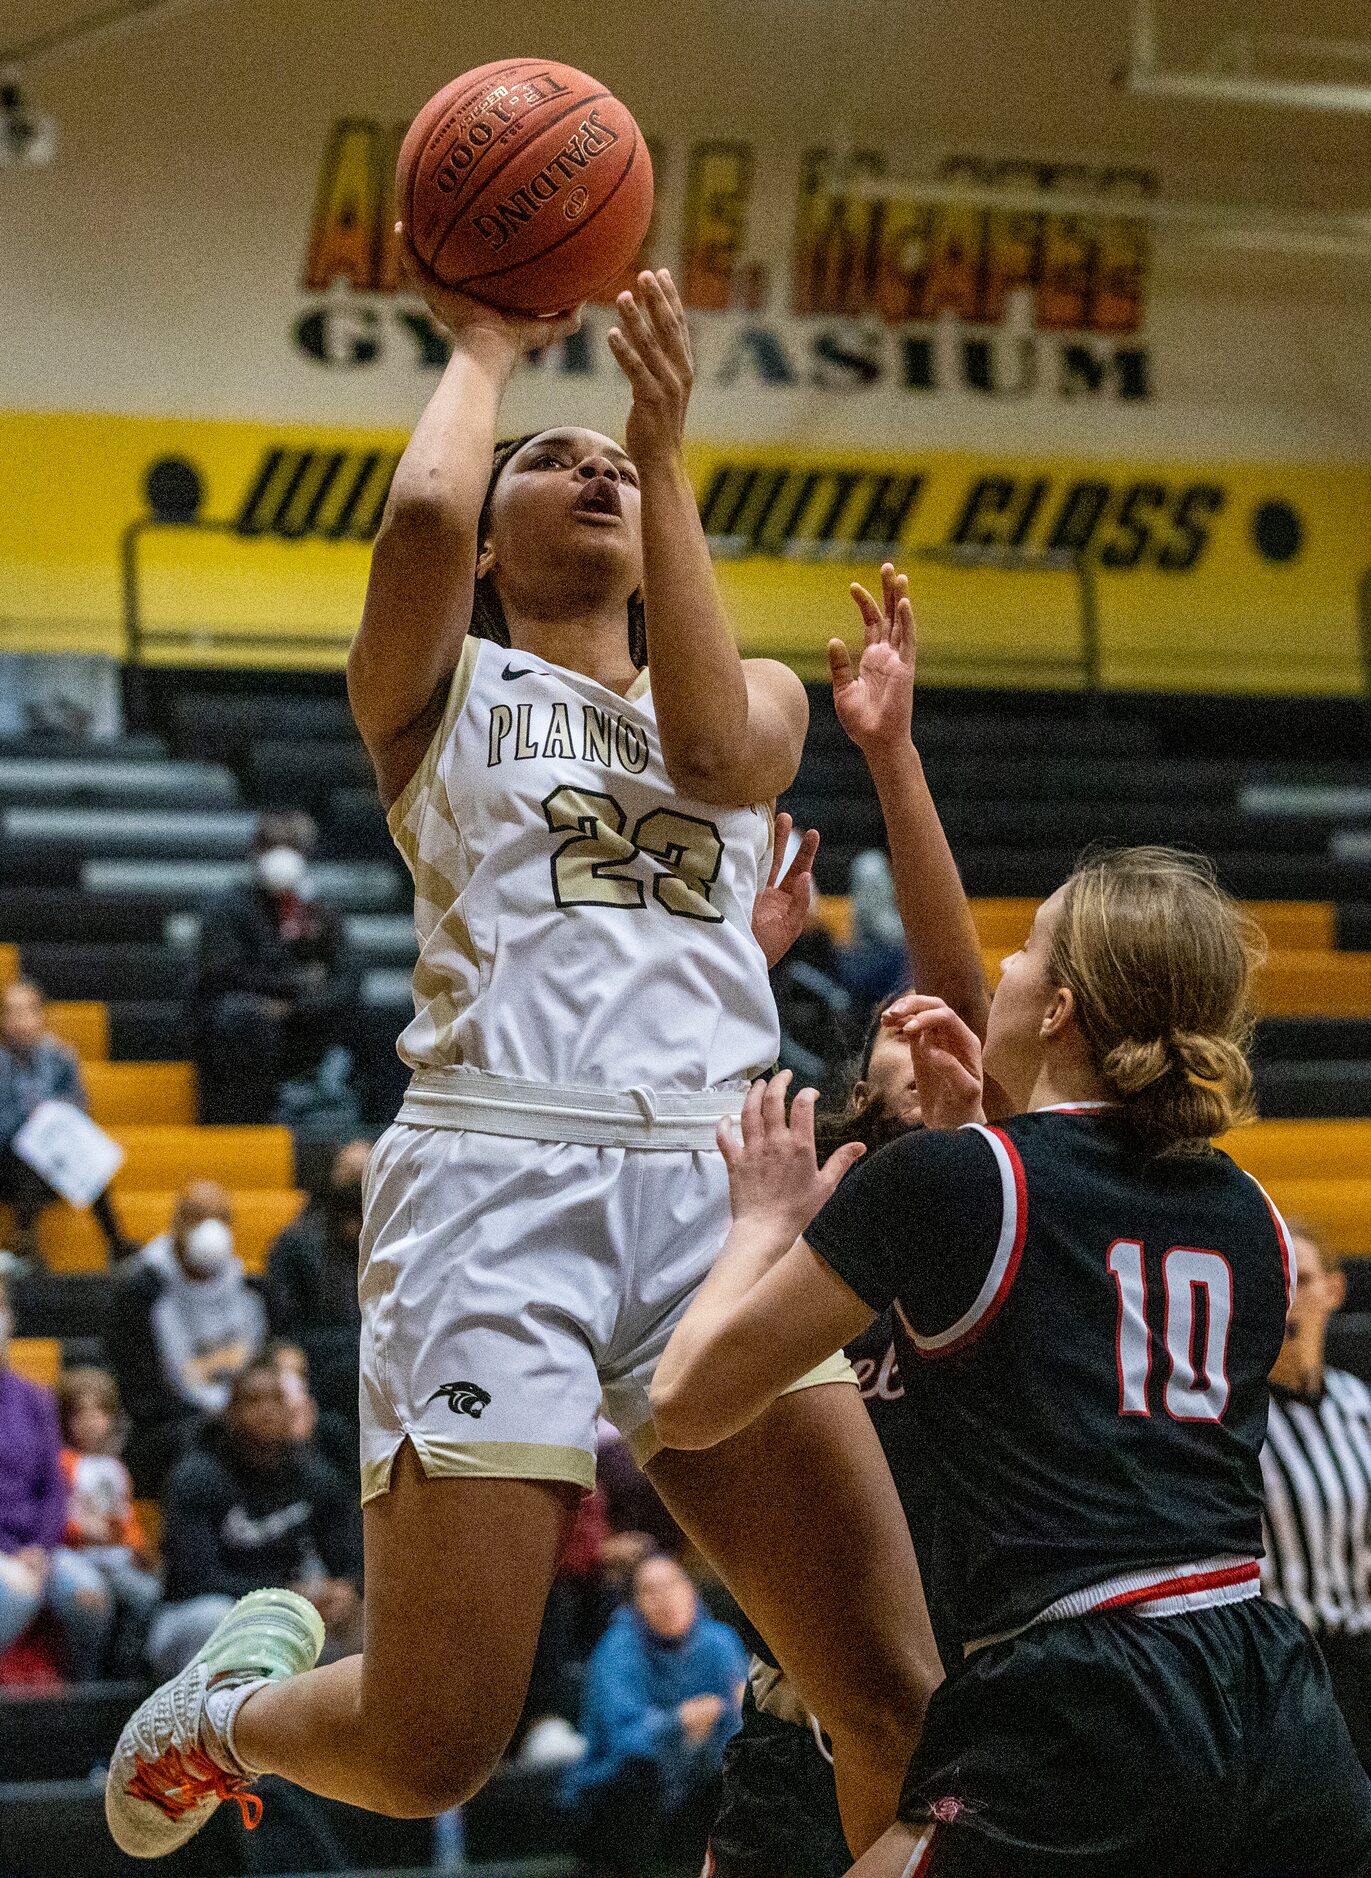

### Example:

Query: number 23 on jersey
xmin=543 ymin=784 xmax=726 ymax=922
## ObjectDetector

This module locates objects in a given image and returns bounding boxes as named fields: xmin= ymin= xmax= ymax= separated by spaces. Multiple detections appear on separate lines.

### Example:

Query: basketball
xmin=396 ymin=59 xmax=654 ymax=314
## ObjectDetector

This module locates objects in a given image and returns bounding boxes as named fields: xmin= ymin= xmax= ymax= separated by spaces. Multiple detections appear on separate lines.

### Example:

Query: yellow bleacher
xmin=8 ymin=1337 xmax=61 ymax=1389
xmin=81 ymin=1062 xmax=197 ymax=1126
xmin=1222 ymin=1122 xmax=1371 ymax=1259
xmin=45 ymin=1001 xmax=109 ymax=1061
xmin=0 ymin=978 xmax=304 ymax=1271
xmin=108 ymin=1123 xmax=294 ymax=1193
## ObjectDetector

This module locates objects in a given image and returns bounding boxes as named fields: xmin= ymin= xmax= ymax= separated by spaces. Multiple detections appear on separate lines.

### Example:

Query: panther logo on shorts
xmin=428 ymin=1381 xmax=492 ymax=1419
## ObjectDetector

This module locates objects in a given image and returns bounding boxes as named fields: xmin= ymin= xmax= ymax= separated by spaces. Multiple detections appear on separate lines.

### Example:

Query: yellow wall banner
xmin=3 ymin=409 xmax=1368 ymax=694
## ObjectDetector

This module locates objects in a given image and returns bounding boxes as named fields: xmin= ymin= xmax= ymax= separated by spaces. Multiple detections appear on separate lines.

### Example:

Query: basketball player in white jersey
xmin=106 ymin=267 xmax=939 ymax=1861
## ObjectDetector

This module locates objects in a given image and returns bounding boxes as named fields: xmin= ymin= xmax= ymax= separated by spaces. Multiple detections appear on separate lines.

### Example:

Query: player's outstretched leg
xmin=106 ymin=1445 xmax=576 ymax=1857
xmin=105 ymin=1587 xmax=325 ymax=1857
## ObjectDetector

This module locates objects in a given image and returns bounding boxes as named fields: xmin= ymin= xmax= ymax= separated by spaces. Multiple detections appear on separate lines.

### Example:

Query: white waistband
xmin=398 ymin=1065 xmax=747 ymax=1149
xmin=964 ymin=1556 xmax=1262 ymax=1657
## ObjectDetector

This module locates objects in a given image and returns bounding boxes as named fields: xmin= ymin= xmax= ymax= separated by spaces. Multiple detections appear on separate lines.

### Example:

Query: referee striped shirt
xmin=1260 ymin=1369 xmax=1371 ymax=1636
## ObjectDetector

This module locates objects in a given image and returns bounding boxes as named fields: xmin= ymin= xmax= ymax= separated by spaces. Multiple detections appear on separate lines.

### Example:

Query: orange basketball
xmin=396 ymin=59 xmax=654 ymax=314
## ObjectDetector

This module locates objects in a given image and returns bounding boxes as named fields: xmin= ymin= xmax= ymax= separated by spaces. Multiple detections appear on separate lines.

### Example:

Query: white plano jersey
xmin=386 ymin=634 xmax=781 ymax=1094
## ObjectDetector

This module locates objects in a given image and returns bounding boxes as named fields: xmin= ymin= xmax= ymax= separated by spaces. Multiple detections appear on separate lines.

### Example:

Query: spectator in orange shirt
xmin=58 ymin=1367 xmax=161 ymax=1674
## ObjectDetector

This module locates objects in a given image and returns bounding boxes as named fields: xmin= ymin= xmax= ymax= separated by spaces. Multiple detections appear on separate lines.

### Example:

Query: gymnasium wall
xmin=4 ymin=0 xmax=1371 ymax=690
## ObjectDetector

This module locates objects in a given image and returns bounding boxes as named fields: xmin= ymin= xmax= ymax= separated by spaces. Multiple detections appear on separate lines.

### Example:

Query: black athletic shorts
xmin=901 ymin=1598 xmax=1371 ymax=1877
xmin=706 ymin=1685 xmax=848 ymax=1878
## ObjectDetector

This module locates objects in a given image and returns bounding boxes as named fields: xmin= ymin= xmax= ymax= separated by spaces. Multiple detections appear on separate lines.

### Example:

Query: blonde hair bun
xmin=1049 ymin=847 xmax=1260 ymax=1154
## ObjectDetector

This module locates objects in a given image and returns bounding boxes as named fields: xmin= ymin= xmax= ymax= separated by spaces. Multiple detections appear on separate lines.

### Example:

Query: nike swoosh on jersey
xmin=502 ymin=663 xmax=535 ymax=680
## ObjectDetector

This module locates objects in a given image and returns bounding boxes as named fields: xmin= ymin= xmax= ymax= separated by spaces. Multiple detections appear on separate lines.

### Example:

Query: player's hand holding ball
xmin=718 ymin=1069 xmax=866 ymax=1249
xmin=394 ymin=58 xmax=655 ymax=361
xmin=607 ymin=268 xmax=695 ymax=468
xmin=395 ymin=232 xmax=584 ymax=360
xmin=884 ymin=993 xmax=986 ymax=1130
xmin=830 ymin=562 xmax=917 ymax=755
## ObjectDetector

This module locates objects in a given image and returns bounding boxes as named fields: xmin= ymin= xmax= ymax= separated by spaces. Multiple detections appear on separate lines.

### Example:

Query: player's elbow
xmin=664 ymin=744 xmax=797 ymax=810
xmin=378 ymin=484 xmax=471 ymax=545
xmin=660 ymin=744 xmax=751 ymax=809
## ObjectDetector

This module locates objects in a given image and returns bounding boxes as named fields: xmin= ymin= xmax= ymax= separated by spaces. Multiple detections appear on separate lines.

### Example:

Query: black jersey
xmin=805 ymin=1106 xmax=1293 ymax=1659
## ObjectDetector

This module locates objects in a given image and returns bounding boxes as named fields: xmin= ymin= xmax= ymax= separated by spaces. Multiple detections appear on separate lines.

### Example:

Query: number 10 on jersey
xmin=1107 ymin=1241 xmax=1234 ymax=1423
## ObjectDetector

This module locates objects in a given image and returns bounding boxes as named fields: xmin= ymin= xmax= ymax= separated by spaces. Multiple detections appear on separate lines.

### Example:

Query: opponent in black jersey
xmin=705 ymin=557 xmax=998 ymax=1876
xmin=708 ymin=1007 xmax=941 ymax=1878
xmin=655 ymin=847 xmax=1371 ymax=1877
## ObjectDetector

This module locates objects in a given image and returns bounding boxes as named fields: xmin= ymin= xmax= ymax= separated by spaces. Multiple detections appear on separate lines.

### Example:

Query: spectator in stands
xmin=519 ymin=1488 xmax=614 ymax=1771
xmin=597 ymin=1421 xmax=685 ymax=1560
xmin=57 ymin=1366 xmax=161 ymax=1675
xmin=833 ymin=849 xmax=910 ymax=1009
xmin=0 ymin=980 xmax=134 ymax=1264
xmin=0 ymin=1271 xmax=113 ymax=1679
xmin=190 ymin=810 xmax=361 ymax=1124
xmin=269 ymin=1339 xmax=358 ymax=1489
xmin=264 ymin=1138 xmax=366 ymax=1419
xmin=1261 ymin=1224 xmax=1371 ymax=1773
xmin=147 ymin=1356 xmax=361 ymax=1679
xmin=564 ymin=1552 xmax=748 ymax=1877
xmin=112 ymin=1179 xmax=266 ymax=1495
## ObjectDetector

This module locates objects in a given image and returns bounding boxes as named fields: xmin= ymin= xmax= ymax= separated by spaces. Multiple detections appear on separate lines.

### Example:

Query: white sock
xmin=205 ymin=1676 xmax=269 ymax=1777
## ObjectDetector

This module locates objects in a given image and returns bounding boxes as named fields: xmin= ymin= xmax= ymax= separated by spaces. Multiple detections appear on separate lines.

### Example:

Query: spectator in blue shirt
xmin=0 ymin=981 xmax=133 ymax=1265
xmin=565 ymin=1551 xmax=749 ymax=1876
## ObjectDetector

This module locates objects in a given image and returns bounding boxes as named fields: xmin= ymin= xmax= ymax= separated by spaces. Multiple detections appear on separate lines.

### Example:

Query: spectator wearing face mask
xmin=0 ymin=980 xmax=136 ymax=1265
xmin=110 ymin=1180 xmax=267 ymax=1494
xmin=190 ymin=811 xmax=361 ymax=1124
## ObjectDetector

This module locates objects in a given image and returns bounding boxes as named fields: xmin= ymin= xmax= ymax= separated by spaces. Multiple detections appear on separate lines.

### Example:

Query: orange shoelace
xmin=126 ymin=1743 xmax=263 ymax=1830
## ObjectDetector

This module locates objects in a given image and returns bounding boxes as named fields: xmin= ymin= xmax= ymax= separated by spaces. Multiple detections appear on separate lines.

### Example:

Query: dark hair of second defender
xmin=470 ymin=435 xmax=648 ymax=669
xmin=814 ymin=991 xmax=918 ymax=1165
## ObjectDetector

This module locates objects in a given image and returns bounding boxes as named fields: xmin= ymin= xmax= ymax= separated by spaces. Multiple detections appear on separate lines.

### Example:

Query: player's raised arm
xmin=608 ymin=269 xmax=808 ymax=808
xmin=347 ymin=256 xmax=580 ymax=809
xmin=831 ymin=566 xmax=991 ymax=1040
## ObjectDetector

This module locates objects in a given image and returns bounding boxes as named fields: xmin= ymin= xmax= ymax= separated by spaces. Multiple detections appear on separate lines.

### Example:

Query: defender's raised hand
xmin=717 ymin=1071 xmax=865 ymax=1247
xmin=829 ymin=562 xmax=916 ymax=755
xmin=607 ymin=269 xmax=694 ymax=467
xmin=752 ymin=813 xmax=821 ymax=969
xmin=882 ymin=993 xmax=986 ymax=1131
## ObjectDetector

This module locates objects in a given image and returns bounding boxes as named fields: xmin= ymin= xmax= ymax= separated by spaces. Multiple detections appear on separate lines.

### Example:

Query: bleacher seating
xmin=3 ymin=672 xmax=1371 ymax=1878
xmin=1 ymin=677 xmax=1371 ymax=1293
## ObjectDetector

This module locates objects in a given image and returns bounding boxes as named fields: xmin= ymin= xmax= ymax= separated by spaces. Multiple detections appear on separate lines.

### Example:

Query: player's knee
xmin=385 ymin=1746 xmax=505 ymax=1817
xmin=824 ymin=1676 xmax=929 ymax=1763
xmin=364 ymin=1702 xmax=513 ymax=1815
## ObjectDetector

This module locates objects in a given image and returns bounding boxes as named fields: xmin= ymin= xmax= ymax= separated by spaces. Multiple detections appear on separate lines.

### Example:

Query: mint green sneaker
xmin=105 ymin=1588 xmax=325 ymax=1858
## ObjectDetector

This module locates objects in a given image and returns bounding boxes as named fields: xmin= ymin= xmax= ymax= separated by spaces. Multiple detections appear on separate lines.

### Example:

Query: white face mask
xmin=256 ymin=845 xmax=308 ymax=895
xmin=183 ymin=1216 xmax=234 ymax=1276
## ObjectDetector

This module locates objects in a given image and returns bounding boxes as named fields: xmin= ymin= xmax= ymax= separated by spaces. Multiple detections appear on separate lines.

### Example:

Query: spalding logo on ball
xmin=396 ymin=59 xmax=654 ymax=315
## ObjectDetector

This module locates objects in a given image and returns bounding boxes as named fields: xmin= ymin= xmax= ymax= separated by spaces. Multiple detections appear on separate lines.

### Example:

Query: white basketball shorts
xmin=357 ymin=1071 xmax=854 ymax=1503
